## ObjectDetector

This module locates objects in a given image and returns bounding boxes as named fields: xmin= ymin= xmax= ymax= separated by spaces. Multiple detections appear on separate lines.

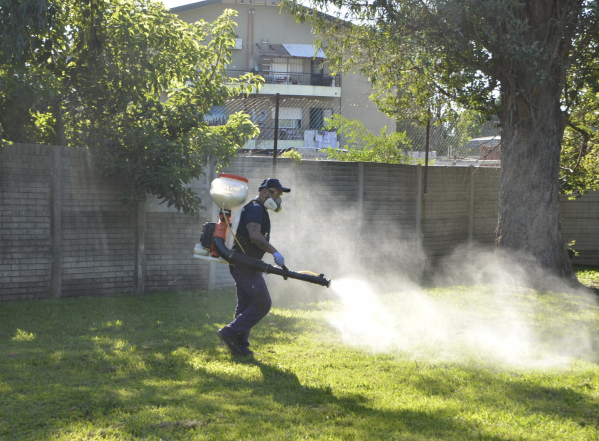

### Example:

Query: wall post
xmin=356 ymin=163 xmax=364 ymax=261
xmin=415 ymin=164 xmax=422 ymax=240
xmin=357 ymin=162 xmax=364 ymax=232
xmin=207 ymin=156 xmax=217 ymax=291
xmin=135 ymin=202 xmax=146 ymax=295
xmin=50 ymin=146 xmax=62 ymax=299
xmin=273 ymin=93 xmax=280 ymax=177
xmin=468 ymin=166 xmax=475 ymax=246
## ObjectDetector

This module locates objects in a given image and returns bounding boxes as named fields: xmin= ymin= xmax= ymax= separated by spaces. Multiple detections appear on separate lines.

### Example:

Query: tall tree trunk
xmin=497 ymin=72 xmax=574 ymax=279
xmin=494 ymin=0 xmax=582 ymax=282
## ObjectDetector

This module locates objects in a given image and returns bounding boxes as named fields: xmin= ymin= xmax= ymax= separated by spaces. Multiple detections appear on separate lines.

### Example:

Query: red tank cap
xmin=218 ymin=173 xmax=249 ymax=183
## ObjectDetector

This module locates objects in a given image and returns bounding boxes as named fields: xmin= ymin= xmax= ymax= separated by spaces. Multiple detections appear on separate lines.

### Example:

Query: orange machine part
xmin=218 ymin=172 xmax=249 ymax=183
xmin=211 ymin=213 xmax=230 ymax=257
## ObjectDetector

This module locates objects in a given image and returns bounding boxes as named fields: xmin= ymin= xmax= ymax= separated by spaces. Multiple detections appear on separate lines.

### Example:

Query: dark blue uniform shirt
xmin=234 ymin=199 xmax=270 ymax=259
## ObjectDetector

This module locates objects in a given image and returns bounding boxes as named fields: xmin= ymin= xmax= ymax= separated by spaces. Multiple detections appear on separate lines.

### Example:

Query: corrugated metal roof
xmin=170 ymin=0 xmax=280 ymax=13
xmin=282 ymin=44 xmax=325 ymax=59
xmin=256 ymin=44 xmax=290 ymax=57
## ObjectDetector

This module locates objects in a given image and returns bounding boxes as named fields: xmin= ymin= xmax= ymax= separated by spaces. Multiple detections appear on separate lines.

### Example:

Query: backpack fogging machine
xmin=193 ymin=173 xmax=331 ymax=288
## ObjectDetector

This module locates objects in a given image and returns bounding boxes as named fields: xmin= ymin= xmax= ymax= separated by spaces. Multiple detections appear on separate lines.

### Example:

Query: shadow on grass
xmin=409 ymin=365 xmax=598 ymax=428
xmin=1 ymin=350 xmax=507 ymax=440
xmin=0 ymin=290 xmax=596 ymax=439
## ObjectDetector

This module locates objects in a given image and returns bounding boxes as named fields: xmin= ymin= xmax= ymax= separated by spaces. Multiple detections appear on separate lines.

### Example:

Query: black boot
xmin=217 ymin=328 xmax=243 ymax=356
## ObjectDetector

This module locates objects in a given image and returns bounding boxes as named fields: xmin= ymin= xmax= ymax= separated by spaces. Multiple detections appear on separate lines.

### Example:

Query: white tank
xmin=209 ymin=173 xmax=249 ymax=211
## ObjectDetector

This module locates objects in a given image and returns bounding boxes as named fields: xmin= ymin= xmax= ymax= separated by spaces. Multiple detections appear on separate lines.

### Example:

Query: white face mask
xmin=264 ymin=190 xmax=283 ymax=212
xmin=264 ymin=196 xmax=282 ymax=212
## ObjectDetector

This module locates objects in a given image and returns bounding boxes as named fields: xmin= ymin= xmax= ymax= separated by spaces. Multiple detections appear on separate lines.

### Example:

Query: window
xmin=272 ymin=107 xmax=302 ymax=128
xmin=271 ymin=58 xmax=288 ymax=74
xmin=311 ymin=60 xmax=324 ymax=74
xmin=272 ymin=58 xmax=304 ymax=83
xmin=287 ymin=58 xmax=304 ymax=73
xmin=272 ymin=58 xmax=304 ymax=73
xmin=309 ymin=108 xmax=333 ymax=129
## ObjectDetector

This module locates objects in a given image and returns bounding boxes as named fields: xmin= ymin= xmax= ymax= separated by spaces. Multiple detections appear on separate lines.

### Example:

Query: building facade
xmin=171 ymin=0 xmax=396 ymax=150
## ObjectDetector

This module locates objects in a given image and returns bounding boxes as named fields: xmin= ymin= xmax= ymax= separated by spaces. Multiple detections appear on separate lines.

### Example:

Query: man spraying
xmin=217 ymin=178 xmax=290 ymax=356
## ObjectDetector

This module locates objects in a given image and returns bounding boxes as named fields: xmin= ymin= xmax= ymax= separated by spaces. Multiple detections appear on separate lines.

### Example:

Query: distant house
xmin=461 ymin=136 xmax=501 ymax=160
xmin=171 ymin=0 xmax=395 ymax=150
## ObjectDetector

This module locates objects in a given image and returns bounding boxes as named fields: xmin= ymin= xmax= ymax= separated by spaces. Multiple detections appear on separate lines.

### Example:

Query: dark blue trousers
xmin=224 ymin=265 xmax=272 ymax=349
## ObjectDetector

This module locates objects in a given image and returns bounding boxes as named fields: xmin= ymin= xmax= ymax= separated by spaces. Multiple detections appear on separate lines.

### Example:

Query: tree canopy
xmin=0 ymin=0 xmax=261 ymax=214
xmin=324 ymin=114 xmax=411 ymax=163
xmin=560 ymin=90 xmax=599 ymax=198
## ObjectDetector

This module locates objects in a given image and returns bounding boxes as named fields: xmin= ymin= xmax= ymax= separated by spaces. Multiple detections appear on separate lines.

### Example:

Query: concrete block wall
xmin=60 ymin=148 xmax=136 ymax=297
xmin=290 ymin=161 xmax=360 ymax=276
xmin=0 ymin=144 xmax=52 ymax=301
xmin=421 ymin=167 xmax=471 ymax=260
xmin=560 ymin=190 xmax=599 ymax=266
xmin=145 ymin=212 xmax=208 ymax=292
xmin=362 ymin=163 xmax=417 ymax=235
xmin=0 ymin=144 xmax=213 ymax=300
xmin=1 ymin=143 xmax=598 ymax=301
xmin=472 ymin=168 xmax=501 ymax=244
xmin=360 ymin=163 xmax=419 ymax=275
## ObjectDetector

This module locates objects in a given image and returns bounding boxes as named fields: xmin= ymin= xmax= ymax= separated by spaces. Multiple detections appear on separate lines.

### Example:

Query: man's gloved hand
xmin=273 ymin=251 xmax=285 ymax=267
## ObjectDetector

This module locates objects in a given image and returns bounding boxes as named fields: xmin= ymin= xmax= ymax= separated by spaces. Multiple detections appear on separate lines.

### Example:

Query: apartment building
xmin=171 ymin=0 xmax=396 ymax=150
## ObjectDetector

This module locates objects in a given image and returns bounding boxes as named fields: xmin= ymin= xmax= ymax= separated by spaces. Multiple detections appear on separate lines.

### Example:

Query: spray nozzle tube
xmin=212 ymin=238 xmax=331 ymax=288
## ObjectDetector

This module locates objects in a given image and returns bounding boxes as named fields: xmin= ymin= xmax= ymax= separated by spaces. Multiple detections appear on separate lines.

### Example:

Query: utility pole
xmin=424 ymin=116 xmax=430 ymax=194
xmin=273 ymin=93 xmax=280 ymax=177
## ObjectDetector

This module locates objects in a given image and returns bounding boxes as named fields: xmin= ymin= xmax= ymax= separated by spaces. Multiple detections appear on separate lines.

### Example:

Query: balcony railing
xmin=226 ymin=70 xmax=341 ymax=87
xmin=252 ymin=128 xmax=338 ymax=148
xmin=257 ymin=127 xmax=306 ymax=141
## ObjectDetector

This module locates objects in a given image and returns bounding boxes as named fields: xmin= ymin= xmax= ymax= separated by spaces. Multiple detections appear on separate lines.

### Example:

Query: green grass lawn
xmin=576 ymin=266 xmax=599 ymax=291
xmin=1 ymin=268 xmax=598 ymax=440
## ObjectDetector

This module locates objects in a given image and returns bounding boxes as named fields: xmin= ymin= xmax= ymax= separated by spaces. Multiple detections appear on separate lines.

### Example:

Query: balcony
xmin=244 ymin=127 xmax=339 ymax=150
xmin=226 ymin=70 xmax=342 ymax=98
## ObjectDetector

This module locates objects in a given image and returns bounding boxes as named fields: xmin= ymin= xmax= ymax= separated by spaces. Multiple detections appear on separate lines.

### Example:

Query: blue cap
xmin=259 ymin=178 xmax=291 ymax=192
